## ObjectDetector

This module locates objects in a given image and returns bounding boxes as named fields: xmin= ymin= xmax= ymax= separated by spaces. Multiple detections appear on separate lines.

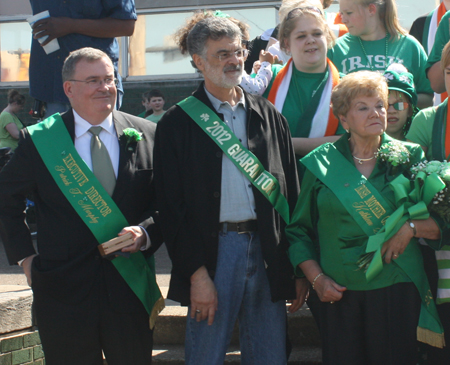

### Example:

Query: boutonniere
xmin=123 ymin=128 xmax=143 ymax=152
xmin=377 ymin=141 xmax=411 ymax=175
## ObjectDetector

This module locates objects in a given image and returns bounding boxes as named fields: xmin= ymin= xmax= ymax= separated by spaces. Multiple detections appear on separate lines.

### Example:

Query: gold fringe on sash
xmin=417 ymin=327 xmax=446 ymax=348
xmin=149 ymin=296 xmax=166 ymax=330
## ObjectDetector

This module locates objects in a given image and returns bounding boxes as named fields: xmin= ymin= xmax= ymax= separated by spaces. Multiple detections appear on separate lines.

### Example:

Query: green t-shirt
xmin=328 ymin=33 xmax=433 ymax=94
xmin=263 ymin=64 xmax=345 ymax=137
xmin=0 ymin=111 xmax=23 ymax=150
xmin=146 ymin=111 xmax=166 ymax=123
xmin=427 ymin=11 xmax=450 ymax=71
xmin=286 ymin=133 xmax=427 ymax=290
xmin=406 ymin=106 xmax=438 ymax=161
xmin=137 ymin=111 xmax=146 ymax=118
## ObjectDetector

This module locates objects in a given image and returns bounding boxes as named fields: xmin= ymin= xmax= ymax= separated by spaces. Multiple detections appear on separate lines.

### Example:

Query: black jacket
xmin=0 ymin=109 xmax=162 ymax=309
xmin=154 ymin=83 xmax=300 ymax=305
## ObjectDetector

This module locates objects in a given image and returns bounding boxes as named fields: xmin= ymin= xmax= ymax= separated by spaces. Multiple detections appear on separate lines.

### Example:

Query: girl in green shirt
xmin=262 ymin=6 xmax=344 ymax=158
xmin=0 ymin=90 xmax=25 ymax=150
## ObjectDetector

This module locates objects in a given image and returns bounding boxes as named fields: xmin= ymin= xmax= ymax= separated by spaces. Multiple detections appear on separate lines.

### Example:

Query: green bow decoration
xmin=364 ymin=171 xmax=446 ymax=282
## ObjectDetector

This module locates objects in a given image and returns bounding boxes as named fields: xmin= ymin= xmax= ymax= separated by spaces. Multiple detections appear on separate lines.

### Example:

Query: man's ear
xmin=192 ymin=54 xmax=205 ymax=72
xmin=63 ymin=81 xmax=74 ymax=100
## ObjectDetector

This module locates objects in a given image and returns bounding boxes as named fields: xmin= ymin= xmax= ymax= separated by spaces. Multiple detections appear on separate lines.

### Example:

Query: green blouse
xmin=286 ymin=133 xmax=444 ymax=291
xmin=0 ymin=111 xmax=23 ymax=150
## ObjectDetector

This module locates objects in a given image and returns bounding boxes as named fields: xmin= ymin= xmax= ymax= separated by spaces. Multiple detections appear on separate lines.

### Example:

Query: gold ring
xmin=330 ymin=301 xmax=335 ymax=304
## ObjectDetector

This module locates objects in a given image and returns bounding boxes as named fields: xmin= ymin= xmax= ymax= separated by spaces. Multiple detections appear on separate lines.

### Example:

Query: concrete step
xmin=151 ymin=345 xmax=322 ymax=364
xmin=154 ymin=292 xmax=321 ymax=348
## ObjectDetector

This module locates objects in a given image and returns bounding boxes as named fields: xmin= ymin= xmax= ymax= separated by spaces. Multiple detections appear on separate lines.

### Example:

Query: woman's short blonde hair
xmin=441 ymin=40 xmax=450 ymax=71
xmin=279 ymin=7 xmax=335 ymax=52
xmin=331 ymin=71 xmax=388 ymax=118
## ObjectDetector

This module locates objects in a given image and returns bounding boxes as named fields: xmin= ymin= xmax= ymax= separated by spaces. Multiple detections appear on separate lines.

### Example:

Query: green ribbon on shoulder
xmin=302 ymin=142 xmax=445 ymax=348
xmin=27 ymin=114 xmax=164 ymax=329
xmin=178 ymin=96 xmax=290 ymax=224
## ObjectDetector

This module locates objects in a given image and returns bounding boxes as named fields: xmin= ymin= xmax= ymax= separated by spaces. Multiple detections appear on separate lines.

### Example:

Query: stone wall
xmin=0 ymin=288 xmax=43 ymax=365
xmin=0 ymin=330 xmax=44 ymax=365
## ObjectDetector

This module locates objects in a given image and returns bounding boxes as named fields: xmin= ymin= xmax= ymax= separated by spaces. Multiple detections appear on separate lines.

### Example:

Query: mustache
xmin=223 ymin=65 xmax=242 ymax=73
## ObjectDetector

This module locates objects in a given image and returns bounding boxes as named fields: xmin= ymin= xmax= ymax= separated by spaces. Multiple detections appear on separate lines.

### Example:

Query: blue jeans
xmin=185 ymin=230 xmax=287 ymax=365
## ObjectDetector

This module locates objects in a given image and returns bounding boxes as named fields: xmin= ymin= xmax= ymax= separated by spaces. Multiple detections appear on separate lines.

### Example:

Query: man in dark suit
xmin=0 ymin=47 xmax=162 ymax=365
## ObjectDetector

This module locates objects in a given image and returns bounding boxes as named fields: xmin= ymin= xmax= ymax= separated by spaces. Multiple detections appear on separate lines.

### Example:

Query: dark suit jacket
xmin=154 ymin=83 xmax=300 ymax=305
xmin=0 ymin=109 xmax=162 ymax=310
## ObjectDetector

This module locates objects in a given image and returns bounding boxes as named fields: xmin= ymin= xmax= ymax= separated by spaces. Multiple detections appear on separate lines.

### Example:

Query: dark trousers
xmin=33 ymin=271 xmax=153 ymax=365
xmin=308 ymin=282 xmax=421 ymax=365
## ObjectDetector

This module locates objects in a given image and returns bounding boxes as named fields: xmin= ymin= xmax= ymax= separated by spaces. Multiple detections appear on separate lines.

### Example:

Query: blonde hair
xmin=279 ymin=7 xmax=336 ymax=52
xmin=441 ymin=40 xmax=450 ymax=71
xmin=331 ymin=71 xmax=388 ymax=118
xmin=278 ymin=0 xmax=323 ymax=23
xmin=354 ymin=0 xmax=406 ymax=41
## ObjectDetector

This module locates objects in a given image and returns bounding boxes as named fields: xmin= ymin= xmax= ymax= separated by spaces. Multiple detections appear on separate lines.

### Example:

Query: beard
xmin=204 ymin=62 xmax=243 ymax=89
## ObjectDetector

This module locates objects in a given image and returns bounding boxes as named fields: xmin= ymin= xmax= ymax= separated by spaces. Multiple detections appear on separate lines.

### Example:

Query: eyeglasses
xmin=69 ymin=78 xmax=118 ymax=88
xmin=286 ymin=6 xmax=323 ymax=21
xmin=211 ymin=48 xmax=249 ymax=62
xmin=388 ymin=102 xmax=409 ymax=111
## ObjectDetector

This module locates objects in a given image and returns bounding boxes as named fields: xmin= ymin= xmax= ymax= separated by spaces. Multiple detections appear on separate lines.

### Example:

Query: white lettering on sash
xmin=228 ymin=144 xmax=241 ymax=157
xmin=255 ymin=172 xmax=276 ymax=196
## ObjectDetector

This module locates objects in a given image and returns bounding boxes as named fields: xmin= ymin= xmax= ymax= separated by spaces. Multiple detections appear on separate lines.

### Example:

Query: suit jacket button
xmin=213 ymin=192 xmax=220 ymax=198
xmin=211 ymin=231 xmax=217 ymax=237
xmin=216 ymin=151 xmax=222 ymax=158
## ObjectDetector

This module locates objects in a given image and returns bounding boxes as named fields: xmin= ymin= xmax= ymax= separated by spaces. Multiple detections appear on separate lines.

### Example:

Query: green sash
xmin=27 ymin=114 xmax=164 ymax=329
xmin=178 ymin=96 xmax=290 ymax=224
xmin=302 ymin=142 xmax=445 ymax=348
xmin=432 ymin=98 xmax=448 ymax=161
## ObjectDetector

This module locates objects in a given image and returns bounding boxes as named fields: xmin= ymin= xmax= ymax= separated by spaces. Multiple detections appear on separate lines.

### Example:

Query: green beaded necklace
xmin=358 ymin=32 xmax=389 ymax=72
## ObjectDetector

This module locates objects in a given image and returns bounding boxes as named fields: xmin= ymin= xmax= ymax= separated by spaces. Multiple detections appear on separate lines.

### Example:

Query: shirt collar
xmin=204 ymin=86 xmax=246 ymax=112
xmin=73 ymin=110 xmax=115 ymax=139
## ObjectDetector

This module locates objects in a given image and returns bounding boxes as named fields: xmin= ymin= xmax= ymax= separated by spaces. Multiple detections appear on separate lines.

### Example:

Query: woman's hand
xmin=299 ymin=260 xmax=346 ymax=303
xmin=314 ymin=274 xmax=347 ymax=303
xmin=382 ymin=217 xmax=440 ymax=263
xmin=381 ymin=222 xmax=414 ymax=264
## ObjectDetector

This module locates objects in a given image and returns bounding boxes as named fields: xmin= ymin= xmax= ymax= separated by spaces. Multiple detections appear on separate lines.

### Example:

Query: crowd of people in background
xmin=4 ymin=0 xmax=450 ymax=364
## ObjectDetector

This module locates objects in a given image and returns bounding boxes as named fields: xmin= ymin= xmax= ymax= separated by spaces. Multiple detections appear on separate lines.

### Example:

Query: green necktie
xmin=89 ymin=126 xmax=116 ymax=196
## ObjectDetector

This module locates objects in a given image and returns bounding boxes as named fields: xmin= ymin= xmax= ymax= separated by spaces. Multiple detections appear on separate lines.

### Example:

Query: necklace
xmin=353 ymin=154 xmax=376 ymax=164
xmin=358 ymin=32 xmax=389 ymax=71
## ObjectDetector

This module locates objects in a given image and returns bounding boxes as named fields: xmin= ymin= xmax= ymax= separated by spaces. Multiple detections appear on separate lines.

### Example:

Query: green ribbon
xmin=178 ymin=96 xmax=291 ymax=224
xmin=27 ymin=114 xmax=164 ymax=328
xmin=365 ymin=171 xmax=446 ymax=281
